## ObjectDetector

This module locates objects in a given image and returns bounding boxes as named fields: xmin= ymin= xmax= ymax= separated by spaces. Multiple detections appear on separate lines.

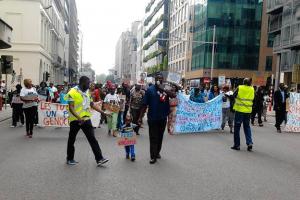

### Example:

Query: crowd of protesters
xmin=3 ymin=73 xmax=299 ymax=165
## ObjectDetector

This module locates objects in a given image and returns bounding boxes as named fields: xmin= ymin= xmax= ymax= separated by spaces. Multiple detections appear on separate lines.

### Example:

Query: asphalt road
xmin=0 ymin=117 xmax=299 ymax=200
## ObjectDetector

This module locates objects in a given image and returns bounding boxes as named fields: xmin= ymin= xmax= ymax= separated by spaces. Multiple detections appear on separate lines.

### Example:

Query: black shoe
xmin=277 ymin=129 xmax=282 ymax=133
xmin=247 ymin=145 xmax=253 ymax=152
xmin=131 ymin=157 xmax=135 ymax=162
xmin=156 ymin=154 xmax=161 ymax=159
xmin=231 ymin=146 xmax=240 ymax=151
xmin=136 ymin=132 xmax=140 ymax=135
xmin=66 ymin=160 xmax=79 ymax=165
xmin=97 ymin=158 xmax=109 ymax=166
xmin=149 ymin=159 xmax=157 ymax=164
xmin=126 ymin=154 xmax=130 ymax=159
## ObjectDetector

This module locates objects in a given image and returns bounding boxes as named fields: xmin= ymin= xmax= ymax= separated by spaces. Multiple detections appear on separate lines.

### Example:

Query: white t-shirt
xmin=104 ymin=94 xmax=120 ymax=105
xmin=20 ymin=87 xmax=38 ymax=108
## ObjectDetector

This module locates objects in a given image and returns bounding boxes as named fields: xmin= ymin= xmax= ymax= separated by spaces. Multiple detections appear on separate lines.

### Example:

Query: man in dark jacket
xmin=251 ymin=86 xmax=264 ymax=127
xmin=273 ymin=83 xmax=288 ymax=133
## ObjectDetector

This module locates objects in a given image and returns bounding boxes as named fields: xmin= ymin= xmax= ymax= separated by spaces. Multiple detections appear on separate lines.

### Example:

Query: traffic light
xmin=1 ymin=55 xmax=13 ymax=74
xmin=45 ymin=72 xmax=50 ymax=81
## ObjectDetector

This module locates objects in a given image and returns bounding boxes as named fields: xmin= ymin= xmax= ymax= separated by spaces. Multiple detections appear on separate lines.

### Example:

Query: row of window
xmin=169 ymin=22 xmax=187 ymax=46
xmin=170 ymin=1 xmax=189 ymax=30
xmin=168 ymin=42 xmax=188 ymax=62
xmin=169 ymin=59 xmax=190 ymax=72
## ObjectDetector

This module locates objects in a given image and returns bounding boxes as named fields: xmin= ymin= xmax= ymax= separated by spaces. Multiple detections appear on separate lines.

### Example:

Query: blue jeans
xmin=117 ymin=111 xmax=124 ymax=129
xmin=234 ymin=111 xmax=253 ymax=147
xmin=125 ymin=145 xmax=135 ymax=157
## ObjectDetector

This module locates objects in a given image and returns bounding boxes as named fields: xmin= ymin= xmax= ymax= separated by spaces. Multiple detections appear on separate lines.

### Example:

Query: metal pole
xmin=4 ymin=73 xmax=7 ymax=109
xmin=211 ymin=25 xmax=216 ymax=82
xmin=80 ymin=31 xmax=83 ymax=72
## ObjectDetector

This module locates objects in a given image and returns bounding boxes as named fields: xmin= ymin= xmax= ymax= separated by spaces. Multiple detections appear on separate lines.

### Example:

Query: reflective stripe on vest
xmin=233 ymin=85 xmax=255 ymax=113
xmin=66 ymin=88 xmax=92 ymax=122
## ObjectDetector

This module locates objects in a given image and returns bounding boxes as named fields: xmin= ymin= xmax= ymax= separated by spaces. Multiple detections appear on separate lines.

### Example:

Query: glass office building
xmin=191 ymin=0 xmax=262 ymax=72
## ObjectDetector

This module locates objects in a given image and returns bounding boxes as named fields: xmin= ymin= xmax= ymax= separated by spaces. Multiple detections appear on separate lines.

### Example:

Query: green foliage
xmin=105 ymin=75 xmax=114 ymax=82
xmin=143 ymin=50 xmax=162 ymax=63
xmin=144 ymin=14 xmax=164 ymax=38
xmin=96 ymin=74 xmax=107 ymax=84
xmin=144 ymin=0 xmax=164 ymax=26
xmin=145 ymin=0 xmax=155 ymax=13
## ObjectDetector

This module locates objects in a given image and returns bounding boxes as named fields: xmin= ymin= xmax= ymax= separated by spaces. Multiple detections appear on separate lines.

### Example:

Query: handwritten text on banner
xmin=285 ymin=93 xmax=300 ymax=133
xmin=174 ymin=94 xmax=222 ymax=134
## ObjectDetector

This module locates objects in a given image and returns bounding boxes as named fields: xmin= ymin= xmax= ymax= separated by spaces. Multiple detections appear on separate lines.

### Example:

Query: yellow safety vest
xmin=64 ymin=87 xmax=92 ymax=122
xmin=233 ymin=85 xmax=255 ymax=113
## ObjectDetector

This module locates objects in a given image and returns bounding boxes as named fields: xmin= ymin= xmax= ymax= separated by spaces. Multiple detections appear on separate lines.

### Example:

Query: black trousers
xmin=251 ymin=108 xmax=262 ymax=125
xmin=67 ymin=120 xmax=104 ymax=162
xmin=130 ymin=108 xmax=142 ymax=134
xmin=148 ymin=119 xmax=167 ymax=159
xmin=12 ymin=104 xmax=24 ymax=126
xmin=275 ymin=109 xmax=285 ymax=130
xmin=23 ymin=106 xmax=37 ymax=134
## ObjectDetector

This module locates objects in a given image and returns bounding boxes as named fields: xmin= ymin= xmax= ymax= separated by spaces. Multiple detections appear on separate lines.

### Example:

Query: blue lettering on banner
xmin=174 ymin=93 xmax=222 ymax=134
xmin=46 ymin=110 xmax=57 ymax=118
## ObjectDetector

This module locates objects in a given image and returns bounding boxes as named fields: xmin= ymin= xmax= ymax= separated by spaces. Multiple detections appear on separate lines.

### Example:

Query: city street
xmin=0 ymin=116 xmax=299 ymax=200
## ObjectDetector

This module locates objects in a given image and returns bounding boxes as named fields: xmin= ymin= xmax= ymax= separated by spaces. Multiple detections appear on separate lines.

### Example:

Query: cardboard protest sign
xmin=38 ymin=102 xmax=69 ymax=127
xmin=285 ymin=93 xmax=300 ymax=133
xmin=118 ymin=127 xmax=137 ymax=146
xmin=103 ymin=103 xmax=120 ymax=113
xmin=173 ymin=93 xmax=222 ymax=134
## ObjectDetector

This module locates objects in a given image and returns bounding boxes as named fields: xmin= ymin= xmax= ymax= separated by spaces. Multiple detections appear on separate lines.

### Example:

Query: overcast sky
xmin=76 ymin=0 xmax=149 ymax=75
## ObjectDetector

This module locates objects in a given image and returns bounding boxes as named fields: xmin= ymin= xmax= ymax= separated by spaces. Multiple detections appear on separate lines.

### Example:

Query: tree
xmin=82 ymin=62 xmax=92 ymax=69
xmin=96 ymin=74 xmax=107 ymax=84
xmin=105 ymin=74 xmax=115 ymax=83
xmin=163 ymin=55 xmax=168 ymax=71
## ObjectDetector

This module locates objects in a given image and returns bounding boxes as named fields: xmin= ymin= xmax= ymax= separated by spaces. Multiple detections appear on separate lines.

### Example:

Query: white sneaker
xmin=10 ymin=125 xmax=16 ymax=128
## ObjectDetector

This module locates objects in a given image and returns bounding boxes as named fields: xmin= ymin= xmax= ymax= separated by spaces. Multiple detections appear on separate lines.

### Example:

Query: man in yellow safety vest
xmin=231 ymin=78 xmax=255 ymax=151
xmin=65 ymin=76 xmax=109 ymax=166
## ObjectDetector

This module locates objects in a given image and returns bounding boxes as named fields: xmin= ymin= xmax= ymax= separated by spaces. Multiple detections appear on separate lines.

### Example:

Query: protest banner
xmin=285 ymin=93 xmax=300 ymax=133
xmin=38 ymin=102 xmax=69 ymax=127
xmin=38 ymin=101 xmax=101 ymax=127
xmin=118 ymin=127 xmax=137 ymax=146
xmin=174 ymin=93 xmax=222 ymax=134
xmin=91 ymin=101 xmax=102 ymax=127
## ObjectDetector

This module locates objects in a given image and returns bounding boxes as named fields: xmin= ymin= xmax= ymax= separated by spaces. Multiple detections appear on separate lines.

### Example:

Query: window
xmin=265 ymin=56 xmax=273 ymax=71
xmin=267 ymin=34 xmax=274 ymax=47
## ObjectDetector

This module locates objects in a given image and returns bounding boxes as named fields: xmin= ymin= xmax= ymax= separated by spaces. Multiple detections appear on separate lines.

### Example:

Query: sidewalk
xmin=0 ymin=106 xmax=12 ymax=122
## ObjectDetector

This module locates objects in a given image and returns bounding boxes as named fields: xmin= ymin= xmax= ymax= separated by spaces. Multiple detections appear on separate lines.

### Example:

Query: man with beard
xmin=139 ymin=72 xmax=175 ymax=164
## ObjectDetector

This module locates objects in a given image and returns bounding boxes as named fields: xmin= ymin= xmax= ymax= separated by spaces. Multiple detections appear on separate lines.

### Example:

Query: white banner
xmin=38 ymin=101 xmax=102 ymax=127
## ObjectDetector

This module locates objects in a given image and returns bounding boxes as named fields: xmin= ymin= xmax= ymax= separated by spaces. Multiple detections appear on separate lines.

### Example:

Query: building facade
xmin=143 ymin=0 xmax=169 ymax=72
xmin=115 ymin=22 xmax=141 ymax=83
xmin=186 ymin=0 xmax=264 ymax=85
xmin=267 ymin=0 xmax=300 ymax=88
xmin=68 ymin=0 xmax=79 ymax=83
xmin=136 ymin=22 xmax=145 ymax=82
xmin=0 ymin=0 xmax=78 ymax=86
xmin=168 ymin=0 xmax=192 ymax=79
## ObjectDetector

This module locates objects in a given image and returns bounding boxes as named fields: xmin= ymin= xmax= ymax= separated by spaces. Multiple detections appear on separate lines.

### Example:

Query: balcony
xmin=268 ymin=14 xmax=282 ymax=33
xmin=273 ymin=34 xmax=282 ymax=51
xmin=267 ymin=0 xmax=284 ymax=14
